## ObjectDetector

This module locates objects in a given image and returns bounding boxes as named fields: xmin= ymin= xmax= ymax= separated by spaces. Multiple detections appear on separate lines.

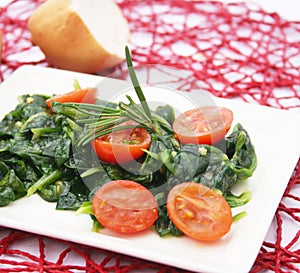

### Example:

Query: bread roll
xmin=28 ymin=0 xmax=130 ymax=73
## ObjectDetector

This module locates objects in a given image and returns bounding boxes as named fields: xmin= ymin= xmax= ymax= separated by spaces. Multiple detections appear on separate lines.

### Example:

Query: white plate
xmin=0 ymin=65 xmax=299 ymax=273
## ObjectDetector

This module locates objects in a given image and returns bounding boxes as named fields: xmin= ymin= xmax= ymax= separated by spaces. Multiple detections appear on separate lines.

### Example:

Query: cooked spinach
xmin=0 ymin=94 xmax=90 ymax=208
xmin=0 ymin=92 xmax=257 ymax=239
xmin=134 ymin=123 xmax=257 ymax=237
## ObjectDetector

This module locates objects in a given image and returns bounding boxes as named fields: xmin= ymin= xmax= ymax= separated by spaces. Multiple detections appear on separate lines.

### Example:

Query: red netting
xmin=0 ymin=0 xmax=299 ymax=272
xmin=116 ymin=0 xmax=300 ymax=110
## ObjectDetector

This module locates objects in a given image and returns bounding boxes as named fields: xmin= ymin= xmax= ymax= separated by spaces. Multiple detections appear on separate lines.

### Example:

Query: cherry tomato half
xmin=167 ymin=182 xmax=232 ymax=242
xmin=172 ymin=106 xmax=234 ymax=145
xmin=92 ymin=180 xmax=158 ymax=234
xmin=45 ymin=87 xmax=97 ymax=110
xmin=91 ymin=120 xmax=151 ymax=164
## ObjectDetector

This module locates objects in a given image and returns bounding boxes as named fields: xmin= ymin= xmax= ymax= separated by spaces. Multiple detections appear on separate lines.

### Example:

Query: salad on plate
xmin=0 ymin=47 xmax=257 ymax=242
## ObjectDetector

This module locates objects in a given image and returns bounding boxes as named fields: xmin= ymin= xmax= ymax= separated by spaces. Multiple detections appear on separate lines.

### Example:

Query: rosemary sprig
xmin=125 ymin=46 xmax=152 ymax=119
xmin=77 ymin=116 xmax=129 ymax=146
xmin=52 ymin=102 xmax=120 ymax=119
xmin=52 ymin=47 xmax=170 ymax=146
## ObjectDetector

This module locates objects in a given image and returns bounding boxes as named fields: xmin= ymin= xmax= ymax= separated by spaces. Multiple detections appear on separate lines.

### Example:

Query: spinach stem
xmin=26 ymin=170 xmax=62 ymax=197
xmin=73 ymin=79 xmax=82 ymax=90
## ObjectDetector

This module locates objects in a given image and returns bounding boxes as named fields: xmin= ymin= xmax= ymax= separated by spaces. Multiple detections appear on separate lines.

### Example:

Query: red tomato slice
xmin=172 ymin=106 xmax=233 ymax=145
xmin=45 ymin=87 xmax=97 ymax=110
xmin=91 ymin=120 xmax=151 ymax=164
xmin=167 ymin=182 xmax=232 ymax=241
xmin=92 ymin=180 xmax=158 ymax=233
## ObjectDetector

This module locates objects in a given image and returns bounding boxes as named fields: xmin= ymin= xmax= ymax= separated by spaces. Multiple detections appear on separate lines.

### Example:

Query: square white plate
xmin=0 ymin=65 xmax=299 ymax=273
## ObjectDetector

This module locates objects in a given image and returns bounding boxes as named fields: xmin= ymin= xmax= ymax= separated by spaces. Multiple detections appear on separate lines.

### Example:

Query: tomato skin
xmin=172 ymin=106 xmax=234 ymax=145
xmin=92 ymin=180 xmax=158 ymax=234
xmin=166 ymin=182 xmax=232 ymax=242
xmin=45 ymin=87 xmax=97 ymax=110
xmin=91 ymin=121 xmax=151 ymax=164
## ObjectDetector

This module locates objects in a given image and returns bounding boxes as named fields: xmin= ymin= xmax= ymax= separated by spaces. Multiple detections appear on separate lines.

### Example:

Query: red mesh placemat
xmin=0 ymin=0 xmax=299 ymax=272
